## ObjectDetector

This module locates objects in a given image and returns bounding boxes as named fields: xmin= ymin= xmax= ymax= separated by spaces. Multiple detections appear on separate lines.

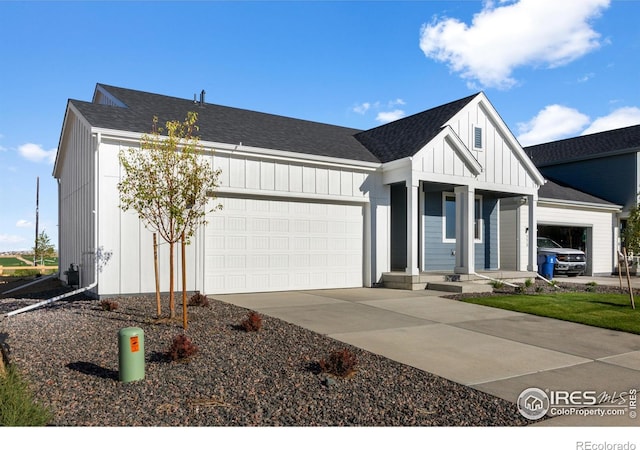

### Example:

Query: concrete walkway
xmin=215 ymin=277 xmax=640 ymax=427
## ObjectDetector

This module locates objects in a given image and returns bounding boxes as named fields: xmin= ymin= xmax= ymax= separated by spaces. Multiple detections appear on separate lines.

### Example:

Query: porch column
xmin=454 ymin=185 xmax=475 ymax=274
xmin=406 ymin=181 xmax=420 ymax=275
xmin=527 ymin=193 xmax=537 ymax=272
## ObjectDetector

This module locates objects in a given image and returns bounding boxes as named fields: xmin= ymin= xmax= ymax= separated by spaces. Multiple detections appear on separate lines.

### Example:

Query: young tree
xmin=118 ymin=112 xmax=221 ymax=319
xmin=623 ymin=198 xmax=640 ymax=256
xmin=33 ymin=230 xmax=55 ymax=265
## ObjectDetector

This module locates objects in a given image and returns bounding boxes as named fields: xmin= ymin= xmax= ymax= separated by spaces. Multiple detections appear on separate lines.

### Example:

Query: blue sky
xmin=1 ymin=0 xmax=639 ymax=253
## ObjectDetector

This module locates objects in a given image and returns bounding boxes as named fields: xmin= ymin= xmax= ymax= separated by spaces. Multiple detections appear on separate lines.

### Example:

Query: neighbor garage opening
xmin=537 ymin=224 xmax=592 ymax=275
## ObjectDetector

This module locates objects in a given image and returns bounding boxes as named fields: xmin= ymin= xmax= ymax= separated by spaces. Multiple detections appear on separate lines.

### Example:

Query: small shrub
xmin=318 ymin=348 xmax=358 ymax=378
xmin=99 ymin=300 xmax=119 ymax=311
xmin=166 ymin=334 xmax=198 ymax=361
xmin=188 ymin=291 xmax=209 ymax=307
xmin=240 ymin=311 xmax=262 ymax=332
xmin=490 ymin=280 xmax=504 ymax=289
xmin=0 ymin=364 xmax=51 ymax=426
xmin=524 ymin=278 xmax=534 ymax=288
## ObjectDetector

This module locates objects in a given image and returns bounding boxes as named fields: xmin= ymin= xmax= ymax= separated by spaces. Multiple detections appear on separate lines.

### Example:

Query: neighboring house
xmin=53 ymin=84 xmax=544 ymax=296
xmin=525 ymin=125 xmax=640 ymax=271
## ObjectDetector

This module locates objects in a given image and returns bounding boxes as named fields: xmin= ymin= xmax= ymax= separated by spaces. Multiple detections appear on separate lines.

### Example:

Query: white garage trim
xmin=204 ymin=195 xmax=364 ymax=294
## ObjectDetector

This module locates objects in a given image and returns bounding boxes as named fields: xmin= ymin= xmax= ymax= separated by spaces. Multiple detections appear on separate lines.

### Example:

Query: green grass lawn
xmin=462 ymin=292 xmax=640 ymax=335
xmin=0 ymin=257 xmax=30 ymax=267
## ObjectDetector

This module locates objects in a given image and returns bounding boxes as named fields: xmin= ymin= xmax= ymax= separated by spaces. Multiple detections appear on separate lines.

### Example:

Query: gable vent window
xmin=473 ymin=126 xmax=483 ymax=150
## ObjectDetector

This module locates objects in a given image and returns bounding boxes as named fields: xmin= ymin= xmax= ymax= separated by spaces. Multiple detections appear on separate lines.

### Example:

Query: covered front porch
xmin=384 ymin=179 xmax=539 ymax=290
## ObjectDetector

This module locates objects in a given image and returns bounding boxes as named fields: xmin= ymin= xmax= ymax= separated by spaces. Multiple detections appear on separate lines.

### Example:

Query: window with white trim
xmin=443 ymin=192 xmax=483 ymax=243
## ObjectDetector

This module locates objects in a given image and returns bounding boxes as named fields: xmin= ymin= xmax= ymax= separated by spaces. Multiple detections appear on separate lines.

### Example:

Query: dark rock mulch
xmin=0 ymin=280 xmax=531 ymax=427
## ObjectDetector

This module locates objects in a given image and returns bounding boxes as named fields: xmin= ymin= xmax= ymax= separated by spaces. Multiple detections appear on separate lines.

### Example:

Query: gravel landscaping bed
xmin=0 ymin=280 xmax=530 ymax=427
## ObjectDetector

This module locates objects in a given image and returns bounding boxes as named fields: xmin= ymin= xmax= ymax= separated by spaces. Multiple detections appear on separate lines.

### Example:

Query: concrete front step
xmin=381 ymin=270 xmax=537 ymax=292
xmin=426 ymin=281 xmax=494 ymax=294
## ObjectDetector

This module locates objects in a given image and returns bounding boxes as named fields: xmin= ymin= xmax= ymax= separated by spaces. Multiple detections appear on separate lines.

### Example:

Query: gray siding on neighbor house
xmin=422 ymin=191 xmax=499 ymax=271
xmin=539 ymin=153 xmax=638 ymax=209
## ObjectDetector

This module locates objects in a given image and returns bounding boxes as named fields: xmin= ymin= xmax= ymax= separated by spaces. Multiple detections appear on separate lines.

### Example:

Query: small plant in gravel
xmin=0 ymin=364 xmax=51 ymax=426
xmin=490 ymin=280 xmax=504 ymax=289
xmin=524 ymin=278 xmax=534 ymax=288
xmin=99 ymin=300 xmax=119 ymax=311
xmin=166 ymin=334 xmax=198 ymax=361
xmin=318 ymin=348 xmax=358 ymax=378
xmin=188 ymin=291 xmax=209 ymax=307
xmin=240 ymin=311 xmax=263 ymax=332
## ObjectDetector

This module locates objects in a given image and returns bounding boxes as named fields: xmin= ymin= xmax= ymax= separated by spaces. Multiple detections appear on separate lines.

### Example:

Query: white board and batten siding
xmin=56 ymin=113 xmax=97 ymax=289
xmin=97 ymin=140 xmax=201 ymax=297
xmin=203 ymin=151 xmax=371 ymax=294
xmin=410 ymin=94 xmax=541 ymax=195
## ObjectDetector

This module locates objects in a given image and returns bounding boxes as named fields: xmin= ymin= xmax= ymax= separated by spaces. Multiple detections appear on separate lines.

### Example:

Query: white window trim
xmin=442 ymin=192 xmax=483 ymax=243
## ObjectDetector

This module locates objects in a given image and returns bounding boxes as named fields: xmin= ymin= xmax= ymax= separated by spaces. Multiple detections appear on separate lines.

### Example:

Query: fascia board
xmin=53 ymin=102 xmax=95 ymax=178
xmin=94 ymin=129 xmax=381 ymax=172
xmin=538 ymin=198 xmax=623 ymax=212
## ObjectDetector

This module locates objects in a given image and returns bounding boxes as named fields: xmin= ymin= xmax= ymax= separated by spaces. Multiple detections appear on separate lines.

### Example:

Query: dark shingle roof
xmin=539 ymin=178 xmax=619 ymax=207
xmin=354 ymin=94 xmax=479 ymax=163
xmin=525 ymin=124 xmax=640 ymax=167
xmin=71 ymin=84 xmax=379 ymax=163
xmin=69 ymin=84 xmax=479 ymax=165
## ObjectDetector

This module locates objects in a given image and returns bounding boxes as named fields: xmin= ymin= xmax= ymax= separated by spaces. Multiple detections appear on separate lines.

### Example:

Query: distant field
xmin=28 ymin=256 xmax=59 ymax=265
xmin=0 ymin=257 xmax=30 ymax=267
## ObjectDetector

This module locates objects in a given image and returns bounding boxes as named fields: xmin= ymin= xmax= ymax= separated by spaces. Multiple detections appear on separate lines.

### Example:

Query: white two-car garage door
xmin=204 ymin=197 xmax=364 ymax=294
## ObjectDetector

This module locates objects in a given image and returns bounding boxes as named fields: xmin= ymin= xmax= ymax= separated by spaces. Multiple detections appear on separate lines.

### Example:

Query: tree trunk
xmin=169 ymin=241 xmax=175 ymax=319
xmin=181 ymin=231 xmax=188 ymax=330
xmin=153 ymin=233 xmax=161 ymax=317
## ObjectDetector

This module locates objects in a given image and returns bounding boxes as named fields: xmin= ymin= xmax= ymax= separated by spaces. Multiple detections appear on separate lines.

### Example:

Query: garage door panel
xmin=204 ymin=197 xmax=363 ymax=294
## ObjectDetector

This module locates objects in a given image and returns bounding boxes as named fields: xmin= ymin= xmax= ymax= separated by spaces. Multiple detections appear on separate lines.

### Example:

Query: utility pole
xmin=34 ymin=176 xmax=39 ymax=266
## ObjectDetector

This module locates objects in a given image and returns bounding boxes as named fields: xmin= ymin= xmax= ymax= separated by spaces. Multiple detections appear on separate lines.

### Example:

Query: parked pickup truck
xmin=537 ymin=237 xmax=586 ymax=277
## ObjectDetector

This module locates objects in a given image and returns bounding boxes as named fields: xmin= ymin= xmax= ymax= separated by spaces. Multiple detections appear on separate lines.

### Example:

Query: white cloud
xmin=18 ymin=143 xmax=57 ymax=164
xmin=577 ymin=73 xmax=595 ymax=83
xmin=581 ymin=107 xmax=640 ymax=135
xmin=518 ymin=105 xmax=640 ymax=146
xmin=420 ymin=0 xmax=610 ymax=89
xmin=376 ymin=109 xmax=406 ymax=124
xmin=353 ymin=102 xmax=372 ymax=115
xmin=388 ymin=98 xmax=406 ymax=107
xmin=516 ymin=105 xmax=590 ymax=146
xmin=16 ymin=219 xmax=33 ymax=228
xmin=354 ymin=99 xmax=407 ymax=124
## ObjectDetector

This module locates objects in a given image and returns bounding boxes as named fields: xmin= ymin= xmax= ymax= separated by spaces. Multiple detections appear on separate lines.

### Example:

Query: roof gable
xmin=525 ymin=124 xmax=640 ymax=167
xmin=353 ymin=94 xmax=479 ymax=163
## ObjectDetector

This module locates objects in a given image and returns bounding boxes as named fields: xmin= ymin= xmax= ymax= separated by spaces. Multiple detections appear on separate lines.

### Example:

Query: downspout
xmin=5 ymin=132 xmax=101 ymax=317
xmin=472 ymin=272 xmax=518 ymax=288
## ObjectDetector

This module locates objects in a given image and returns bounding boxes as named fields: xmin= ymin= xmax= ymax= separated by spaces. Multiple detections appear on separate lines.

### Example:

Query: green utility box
xmin=118 ymin=327 xmax=145 ymax=383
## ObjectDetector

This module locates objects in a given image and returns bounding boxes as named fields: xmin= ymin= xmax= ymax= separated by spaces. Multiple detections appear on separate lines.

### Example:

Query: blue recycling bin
xmin=539 ymin=254 xmax=557 ymax=279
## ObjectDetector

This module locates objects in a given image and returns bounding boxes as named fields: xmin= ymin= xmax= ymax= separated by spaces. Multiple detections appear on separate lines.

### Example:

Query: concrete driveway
xmin=214 ymin=285 xmax=640 ymax=426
